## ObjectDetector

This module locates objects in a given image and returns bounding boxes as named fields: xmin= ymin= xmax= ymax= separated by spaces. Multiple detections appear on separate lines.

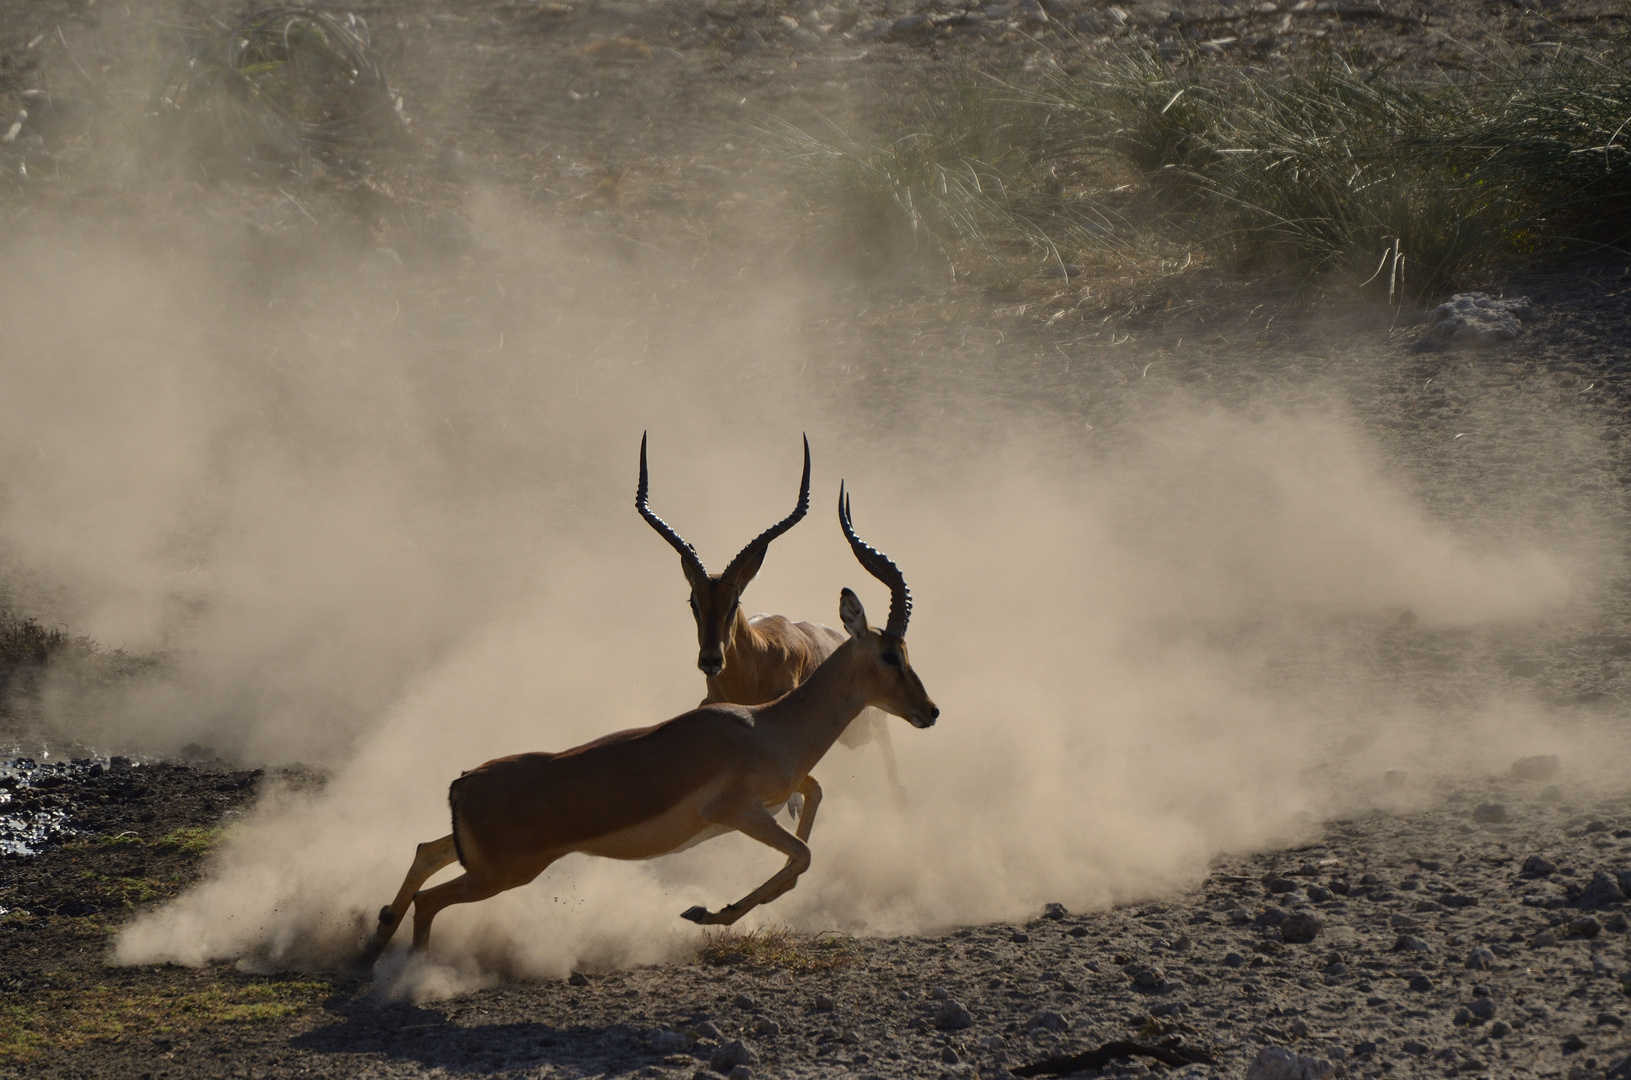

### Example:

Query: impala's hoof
xmin=680 ymin=905 xmax=712 ymax=924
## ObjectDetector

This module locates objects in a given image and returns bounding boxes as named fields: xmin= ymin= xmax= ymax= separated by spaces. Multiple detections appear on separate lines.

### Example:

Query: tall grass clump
xmin=771 ymin=39 xmax=1631 ymax=300
xmin=757 ymin=68 xmax=1145 ymax=283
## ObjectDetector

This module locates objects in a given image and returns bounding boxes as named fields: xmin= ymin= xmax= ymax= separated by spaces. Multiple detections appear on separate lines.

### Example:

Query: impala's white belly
xmin=577 ymin=782 xmax=791 ymax=861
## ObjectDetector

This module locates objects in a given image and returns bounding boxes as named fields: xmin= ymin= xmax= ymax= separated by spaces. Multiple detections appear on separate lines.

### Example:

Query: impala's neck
xmin=755 ymin=638 xmax=872 ymax=775
xmin=707 ymin=608 xmax=784 ymax=705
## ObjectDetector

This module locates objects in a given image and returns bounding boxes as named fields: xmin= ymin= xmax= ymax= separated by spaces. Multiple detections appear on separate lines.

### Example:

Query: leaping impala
xmin=637 ymin=433 xmax=908 ymax=806
xmin=360 ymin=486 xmax=935 ymax=959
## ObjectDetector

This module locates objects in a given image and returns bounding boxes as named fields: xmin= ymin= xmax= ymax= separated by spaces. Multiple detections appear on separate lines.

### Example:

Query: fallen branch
xmin=1013 ymin=1040 xmax=1216 ymax=1076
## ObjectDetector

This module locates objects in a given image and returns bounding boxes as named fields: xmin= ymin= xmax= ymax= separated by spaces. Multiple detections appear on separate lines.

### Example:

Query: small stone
xmin=1280 ymin=912 xmax=1322 ymax=944
xmin=1469 ymin=997 xmax=1496 ymax=1021
xmin=1127 ymin=965 xmax=1166 ymax=990
xmin=1567 ymin=916 xmax=1602 ymax=938
xmin=1599 ymin=1012 xmax=1625 ymax=1027
xmin=1466 ymin=947 xmax=1496 ymax=970
xmin=750 ymin=1017 xmax=779 ymax=1036
xmin=1068 ymin=925 xmax=1088 ymax=937
xmin=1491 ymin=1021 xmax=1511 ymax=1037
xmin=1227 ymin=908 xmax=1254 ymax=924
xmin=1394 ymin=935 xmax=1432 ymax=953
xmin=1542 ymin=785 xmax=1564 ymax=802
xmin=1473 ymin=803 xmax=1509 ymax=824
xmin=1254 ymin=908 xmax=1289 ymax=927
xmin=814 ymin=994 xmax=835 ymax=1010
xmin=1586 ymin=820 xmax=1611 ymax=833
xmin=1171 ymin=934 xmax=1193 ymax=952
xmin=733 ymin=994 xmax=758 ymax=1011
xmin=1408 ymin=973 xmax=1434 ymax=991
xmin=1266 ymin=877 xmax=1298 ymax=894
xmin=1010 ymin=931 xmax=1030 ymax=943
xmin=709 ymin=1041 xmax=759 ymax=1072
xmin=1562 ymin=1033 xmax=1586 ymax=1052
xmin=1390 ymin=913 xmax=1419 ymax=929
xmin=1042 ymin=902 xmax=1069 ymax=920
xmin=1522 ymin=854 xmax=1558 ymax=877
xmin=1400 ymin=1040 xmax=1429 ymax=1055
xmin=789 ymin=26 xmax=822 ymax=49
xmin=569 ymin=971 xmax=590 ymax=986
xmin=1532 ymin=930 xmax=1560 ymax=948
xmin=934 ymin=999 xmax=974 ymax=1030
xmin=940 ymin=1046 xmax=960 ymax=1064
xmin=1308 ymin=886 xmax=1333 ymax=902
xmin=1245 ymin=1046 xmax=1337 ymax=1080
xmin=1453 ymin=1007 xmax=1473 ymax=1026
xmin=1604 ymin=912 xmax=1629 ymax=932
xmin=1512 ymin=754 xmax=1561 ymax=780
xmin=726 ymin=1068 xmax=754 ymax=1080
xmin=1224 ymin=952 xmax=1248 ymax=968
xmin=1353 ymin=1040 xmax=1378 ymax=1057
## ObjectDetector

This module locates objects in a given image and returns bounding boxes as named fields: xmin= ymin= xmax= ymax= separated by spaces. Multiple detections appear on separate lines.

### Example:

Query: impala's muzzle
xmin=908 ymin=704 xmax=939 ymax=729
xmin=698 ymin=652 xmax=725 ymax=677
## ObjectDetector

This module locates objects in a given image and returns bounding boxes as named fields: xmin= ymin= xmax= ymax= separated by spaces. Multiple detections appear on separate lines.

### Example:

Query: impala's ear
xmin=680 ymin=555 xmax=708 ymax=591
xmin=839 ymin=587 xmax=869 ymax=639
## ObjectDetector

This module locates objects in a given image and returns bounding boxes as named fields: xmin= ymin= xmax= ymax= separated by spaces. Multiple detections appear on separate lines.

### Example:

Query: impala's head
xmin=637 ymin=433 xmax=811 ymax=677
xmin=837 ymin=484 xmax=938 ymax=729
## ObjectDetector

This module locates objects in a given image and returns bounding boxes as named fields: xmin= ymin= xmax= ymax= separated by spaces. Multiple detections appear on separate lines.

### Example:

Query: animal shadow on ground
xmin=292 ymin=1000 xmax=651 ymax=1075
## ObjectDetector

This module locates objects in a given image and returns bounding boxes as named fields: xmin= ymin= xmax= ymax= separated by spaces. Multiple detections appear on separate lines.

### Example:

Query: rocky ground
xmin=3 ymin=754 xmax=1631 ymax=1078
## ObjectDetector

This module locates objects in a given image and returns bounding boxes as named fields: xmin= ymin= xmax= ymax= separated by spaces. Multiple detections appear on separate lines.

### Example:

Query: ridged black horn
xmin=838 ymin=480 xmax=912 ymax=637
xmin=637 ymin=432 xmax=708 ymax=580
xmin=722 ymin=435 xmax=812 ymax=585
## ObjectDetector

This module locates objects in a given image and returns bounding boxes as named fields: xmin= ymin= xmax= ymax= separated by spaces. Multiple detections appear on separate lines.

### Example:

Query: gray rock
xmin=814 ymin=994 xmax=835 ymax=1010
xmin=1416 ymin=292 xmax=1535 ymax=350
xmin=1575 ymin=871 xmax=1627 ymax=908
xmin=1606 ymin=912 xmax=1630 ymax=933
xmin=934 ymin=999 xmax=974 ymax=1030
xmin=726 ymin=1068 xmax=754 ymax=1080
xmin=1394 ymin=935 xmax=1432 ymax=953
xmin=1466 ymin=947 xmax=1496 ymax=969
xmin=1401 ymin=1040 xmax=1429 ymax=1055
xmin=750 ymin=1017 xmax=780 ymax=1036
xmin=1470 ymin=997 xmax=1497 ymax=1021
xmin=1027 ymin=1011 xmax=1070 ymax=1032
xmin=1472 ymin=803 xmax=1509 ymax=823
xmin=1227 ymin=907 xmax=1254 ymax=924
xmin=1532 ymin=930 xmax=1560 ymax=947
xmin=1245 ymin=1045 xmax=1337 ymax=1079
xmin=1280 ymin=912 xmax=1322 ymax=944
xmin=1224 ymin=952 xmax=1248 ymax=967
xmin=1255 ymin=907 xmax=1289 ymax=927
xmin=1522 ymin=854 xmax=1558 ymax=877
xmin=789 ymin=26 xmax=823 ymax=49
xmin=710 ymin=1041 xmax=759 ymax=1071
xmin=650 ymin=1030 xmax=693 ymax=1053
xmin=568 ymin=971 xmax=590 ymax=986
xmin=1389 ymin=913 xmax=1418 ymax=929
xmin=733 ymin=994 xmax=758 ymax=1011
xmin=1568 ymin=916 xmax=1603 ymax=937
xmin=889 ymin=14 xmax=930 ymax=33
xmin=1409 ymin=973 xmax=1434 ymax=991
xmin=1512 ymin=754 xmax=1560 ymax=781
xmin=1042 ymin=902 xmax=1069 ymax=920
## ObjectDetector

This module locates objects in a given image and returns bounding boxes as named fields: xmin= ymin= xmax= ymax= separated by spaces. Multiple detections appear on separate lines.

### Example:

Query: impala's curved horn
xmin=838 ymin=480 xmax=912 ymax=637
xmin=722 ymin=435 xmax=812 ymax=586
xmin=637 ymin=432 xmax=708 ymax=581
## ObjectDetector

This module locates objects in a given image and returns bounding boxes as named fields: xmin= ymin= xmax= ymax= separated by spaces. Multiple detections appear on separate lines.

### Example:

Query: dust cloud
xmin=0 ymin=184 xmax=1611 ymax=993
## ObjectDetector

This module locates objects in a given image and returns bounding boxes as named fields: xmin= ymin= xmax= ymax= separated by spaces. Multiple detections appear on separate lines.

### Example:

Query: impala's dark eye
xmin=688 ymin=597 xmax=699 ymax=612
xmin=882 ymin=651 xmax=902 ymax=668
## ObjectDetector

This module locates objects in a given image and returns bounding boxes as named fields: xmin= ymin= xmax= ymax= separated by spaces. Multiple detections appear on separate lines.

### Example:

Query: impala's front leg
xmin=680 ymin=804 xmax=811 ymax=926
xmin=792 ymin=775 xmax=822 ymax=843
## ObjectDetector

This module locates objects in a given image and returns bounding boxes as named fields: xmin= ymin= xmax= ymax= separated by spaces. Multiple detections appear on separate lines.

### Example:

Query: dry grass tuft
xmin=696 ymin=926 xmax=860 ymax=974
xmin=0 ymin=979 xmax=330 ymax=1062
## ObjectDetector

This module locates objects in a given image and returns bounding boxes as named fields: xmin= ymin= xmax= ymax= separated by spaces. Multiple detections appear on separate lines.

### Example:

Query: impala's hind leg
xmin=361 ymin=835 xmax=458 ymax=962
xmin=680 ymin=804 xmax=812 ymax=926
xmin=409 ymin=871 xmax=511 ymax=950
